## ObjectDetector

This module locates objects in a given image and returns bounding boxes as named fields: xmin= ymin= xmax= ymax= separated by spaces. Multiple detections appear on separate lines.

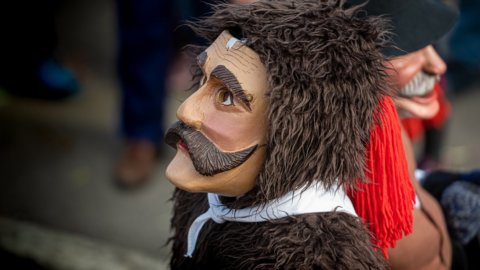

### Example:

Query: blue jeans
xmin=117 ymin=0 xmax=172 ymax=144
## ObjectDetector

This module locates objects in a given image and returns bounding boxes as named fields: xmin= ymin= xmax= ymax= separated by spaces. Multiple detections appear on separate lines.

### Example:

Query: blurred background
xmin=0 ymin=0 xmax=478 ymax=269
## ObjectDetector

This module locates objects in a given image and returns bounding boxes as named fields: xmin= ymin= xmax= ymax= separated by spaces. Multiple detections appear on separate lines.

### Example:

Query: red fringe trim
xmin=348 ymin=97 xmax=415 ymax=257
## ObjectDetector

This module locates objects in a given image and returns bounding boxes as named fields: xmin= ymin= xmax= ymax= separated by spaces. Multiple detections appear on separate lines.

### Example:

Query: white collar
xmin=185 ymin=182 xmax=357 ymax=257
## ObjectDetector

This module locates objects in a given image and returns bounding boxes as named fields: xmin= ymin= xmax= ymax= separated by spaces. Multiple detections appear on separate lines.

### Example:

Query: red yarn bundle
xmin=348 ymin=96 xmax=415 ymax=257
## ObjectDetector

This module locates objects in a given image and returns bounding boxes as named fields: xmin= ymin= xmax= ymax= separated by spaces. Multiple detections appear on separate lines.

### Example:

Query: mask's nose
xmin=422 ymin=45 xmax=447 ymax=76
xmin=176 ymin=88 xmax=205 ymax=131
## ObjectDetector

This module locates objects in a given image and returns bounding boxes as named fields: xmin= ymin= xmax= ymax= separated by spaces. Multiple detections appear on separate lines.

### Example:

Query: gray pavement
xmin=0 ymin=217 xmax=166 ymax=270
xmin=0 ymin=0 xmax=176 ymax=268
xmin=0 ymin=71 xmax=176 ymax=264
xmin=0 ymin=0 xmax=479 ymax=269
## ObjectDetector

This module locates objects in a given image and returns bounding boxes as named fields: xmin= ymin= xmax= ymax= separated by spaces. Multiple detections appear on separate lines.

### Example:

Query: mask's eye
xmin=216 ymin=87 xmax=234 ymax=106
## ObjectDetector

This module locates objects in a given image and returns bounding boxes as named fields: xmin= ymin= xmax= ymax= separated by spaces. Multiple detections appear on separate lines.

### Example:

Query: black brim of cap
xmin=383 ymin=0 xmax=459 ymax=57
xmin=347 ymin=0 xmax=459 ymax=57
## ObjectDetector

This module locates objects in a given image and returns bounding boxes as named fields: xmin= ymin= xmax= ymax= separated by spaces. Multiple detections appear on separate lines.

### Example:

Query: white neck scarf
xmin=185 ymin=182 xmax=357 ymax=257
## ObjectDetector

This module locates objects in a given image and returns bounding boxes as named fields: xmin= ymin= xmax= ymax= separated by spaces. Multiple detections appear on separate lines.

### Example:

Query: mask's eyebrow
xmin=211 ymin=65 xmax=252 ymax=111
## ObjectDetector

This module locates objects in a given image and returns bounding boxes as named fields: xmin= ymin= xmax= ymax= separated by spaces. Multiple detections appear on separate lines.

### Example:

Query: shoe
xmin=36 ymin=58 xmax=80 ymax=99
xmin=0 ymin=57 xmax=80 ymax=100
xmin=114 ymin=140 xmax=158 ymax=189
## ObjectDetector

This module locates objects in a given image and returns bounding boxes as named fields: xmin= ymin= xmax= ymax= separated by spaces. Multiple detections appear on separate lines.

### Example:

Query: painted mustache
xmin=399 ymin=71 xmax=440 ymax=97
xmin=164 ymin=121 xmax=258 ymax=176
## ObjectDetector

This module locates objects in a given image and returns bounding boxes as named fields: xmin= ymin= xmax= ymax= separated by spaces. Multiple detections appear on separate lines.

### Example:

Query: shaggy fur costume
xmin=171 ymin=189 xmax=387 ymax=269
xmin=170 ymin=0 xmax=392 ymax=268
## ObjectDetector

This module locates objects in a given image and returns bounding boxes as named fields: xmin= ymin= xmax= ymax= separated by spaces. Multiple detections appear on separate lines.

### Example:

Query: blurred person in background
xmin=0 ymin=1 xmax=79 ymax=100
xmin=346 ymin=1 xmax=457 ymax=269
xmin=388 ymin=44 xmax=454 ymax=270
xmin=354 ymin=0 xmax=479 ymax=269
xmin=393 ymin=41 xmax=480 ymax=268
xmin=401 ymin=0 xmax=480 ymax=171
xmin=114 ymin=0 xmax=173 ymax=188
xmin=114 ymin=0 xmax=232 ymax=188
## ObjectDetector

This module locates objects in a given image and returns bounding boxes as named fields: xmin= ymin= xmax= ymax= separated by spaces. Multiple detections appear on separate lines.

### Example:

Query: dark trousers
xmin=117 ymin=0 xmax=172 ymax=143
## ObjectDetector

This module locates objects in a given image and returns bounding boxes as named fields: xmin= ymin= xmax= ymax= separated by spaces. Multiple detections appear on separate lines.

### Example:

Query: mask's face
xmin=387 ymin=45 xmax=446 ymax=119
xmin=165 ymin=30 xmax=269 ymax=197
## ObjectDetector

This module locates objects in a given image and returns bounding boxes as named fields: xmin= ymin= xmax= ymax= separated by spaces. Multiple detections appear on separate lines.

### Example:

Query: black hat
xmin=347 ymin=0 xmax=459 ymax=57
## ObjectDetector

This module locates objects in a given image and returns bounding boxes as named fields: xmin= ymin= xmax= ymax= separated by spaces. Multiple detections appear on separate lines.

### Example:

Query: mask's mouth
xmin=398 ymin=71 xmax=439 ymax=100
xmin=165 ymin=121 xmax=258 ymax=176
xmin=176 ymin=139 xmax=189 ymax=153
xmin=396 ymin=71 xmax=441 ymax=114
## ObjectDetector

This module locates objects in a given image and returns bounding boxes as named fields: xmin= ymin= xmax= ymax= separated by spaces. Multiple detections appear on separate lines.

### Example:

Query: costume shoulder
xmin=256 ymin=213 xmax=388 ymax=269
xmin=170 ymin=190 xmax=387 ymax=270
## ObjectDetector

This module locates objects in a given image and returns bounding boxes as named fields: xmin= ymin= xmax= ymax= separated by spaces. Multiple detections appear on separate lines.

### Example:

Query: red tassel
xmin=348 ymin=97 xmax=415 ymax=257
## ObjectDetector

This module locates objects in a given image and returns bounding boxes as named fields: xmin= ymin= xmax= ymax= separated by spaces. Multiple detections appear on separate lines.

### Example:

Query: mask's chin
xmin=165 ymin=145 xmax=266 ymax=197
xmin=395 ymin=93 xmax=439 ymax=119
xmin=165 ymin=147 xmax=202 ymax=192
